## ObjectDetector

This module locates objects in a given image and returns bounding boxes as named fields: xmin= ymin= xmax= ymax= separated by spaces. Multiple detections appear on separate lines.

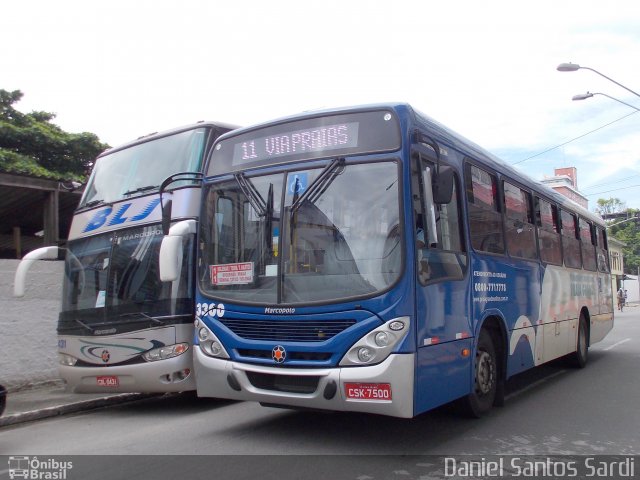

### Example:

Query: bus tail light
xmin=339 ymin=317 xmax=409 ymax=367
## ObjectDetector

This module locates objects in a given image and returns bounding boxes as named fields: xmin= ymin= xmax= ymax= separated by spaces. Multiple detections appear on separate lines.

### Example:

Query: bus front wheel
xmin=461 ymin=329 xmax=497 ymax=417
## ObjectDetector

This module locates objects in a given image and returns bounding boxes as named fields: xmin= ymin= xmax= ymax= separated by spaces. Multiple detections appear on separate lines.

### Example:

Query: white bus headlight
xmin=197 ymin=323 xmax=229 ymax=359
xmin=142 ymin=343 xmax=189 ymax=362
xmin=358 ymin=347 xmax=375 ymax=362
xmin=340 ymin=317 xmax=409 ymax=366
xmin=198 ymin=327 xmax=210 ymax=342
xmin=58 ymin=353 xmax=78 ymax=366
xmin=375 ymin=331 xmax=390 ymax=347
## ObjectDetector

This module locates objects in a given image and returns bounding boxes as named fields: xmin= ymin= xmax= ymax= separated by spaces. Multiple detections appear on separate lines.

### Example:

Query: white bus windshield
xmin=80 ymin=127 xmax=208 ymax=207
xmin=59 ymin=224 xmax=194 ymax=333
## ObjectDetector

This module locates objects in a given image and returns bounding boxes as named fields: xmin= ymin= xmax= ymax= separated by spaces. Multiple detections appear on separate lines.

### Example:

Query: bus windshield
xmin=80 ymin=127 xmax=208 ymax=207
xmin=199 ymin=160 xmax=402 ymax=304
xmin=59 ymin=223 xmax=194 ymax=333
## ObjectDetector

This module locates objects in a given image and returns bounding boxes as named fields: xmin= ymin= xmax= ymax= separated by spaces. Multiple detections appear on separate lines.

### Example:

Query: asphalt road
xmin=1 ymin=309 xmax=638 ymax=479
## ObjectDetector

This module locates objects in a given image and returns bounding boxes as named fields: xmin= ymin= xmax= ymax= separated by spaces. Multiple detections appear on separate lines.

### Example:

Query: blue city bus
xmin=162 ymin=104 xmax=613 ymax=417
xmin=15 ymin=121 xmax=237 ymax=393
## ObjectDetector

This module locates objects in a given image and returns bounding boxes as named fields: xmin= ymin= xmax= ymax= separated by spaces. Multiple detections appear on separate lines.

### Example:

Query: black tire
xmin=568 ymin=315 xmax=588 ymax=368
xmin=460 ymin=329 xmax=497 ymax=417
xmin=0 ymin=384 xmax=6 ymax=417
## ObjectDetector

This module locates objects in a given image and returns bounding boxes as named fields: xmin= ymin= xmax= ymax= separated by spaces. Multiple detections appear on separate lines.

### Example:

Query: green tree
xmin=0 ymin=89 xmax=108 ymax=181
xmin=606 ymin=206 xmax=640 ymax=274
xmin=595 ymin=197 xmax=626 ymax=216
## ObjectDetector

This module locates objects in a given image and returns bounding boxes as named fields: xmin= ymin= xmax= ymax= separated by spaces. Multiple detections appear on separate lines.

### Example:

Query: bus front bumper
xmin=59 ymin=352 xmax=195 ymax=393
xmin=194 ymin=349 xmax=415 ymax=418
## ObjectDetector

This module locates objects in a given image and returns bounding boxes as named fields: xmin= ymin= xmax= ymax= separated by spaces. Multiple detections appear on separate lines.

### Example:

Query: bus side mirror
xmin=432 ymin=166 xmax=454 ymax=204
xmin=159 ymin=220 xmax=196 ymax=282
xmin=14 ymin=246 xmax=60 ymax=297
xmin=161 ymin=197 xmax=173 ymax=236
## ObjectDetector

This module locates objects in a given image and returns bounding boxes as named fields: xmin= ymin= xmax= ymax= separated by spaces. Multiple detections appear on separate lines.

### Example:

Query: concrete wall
xmin=623 ymin=275 xmax=640 ymax=304
xmin=0 ymin=259 xmax=63 ymax=391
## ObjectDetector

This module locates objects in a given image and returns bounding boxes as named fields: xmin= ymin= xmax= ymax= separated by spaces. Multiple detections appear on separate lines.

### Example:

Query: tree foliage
xmin=0 ymin=89 xmax=109 ymax=181
xmin=605 ymin=204 xmax=640 ymax=275
xmin=596 ymin=197 xmax=626 ymax=216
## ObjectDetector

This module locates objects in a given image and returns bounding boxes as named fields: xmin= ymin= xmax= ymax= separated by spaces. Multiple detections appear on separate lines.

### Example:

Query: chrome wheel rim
xmin=476 ymin=350 xmax=494 ymax=395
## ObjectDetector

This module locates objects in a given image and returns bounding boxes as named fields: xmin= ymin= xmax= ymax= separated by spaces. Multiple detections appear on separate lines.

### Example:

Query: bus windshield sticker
xmin=287 ymin=172 xmax=308 ymax=196
xmin=95 ymin=290 xmax=106 ymax=308
xmin=210 ymin=262 xmax=254 ymax=286
xmin=265 ymin=264 xmax=278 ymax=277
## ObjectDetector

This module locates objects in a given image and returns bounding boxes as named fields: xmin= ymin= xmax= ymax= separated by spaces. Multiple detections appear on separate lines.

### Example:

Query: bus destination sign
xmin=208 ymin=109 xmax=401 ymax=176
xmin=233 ymin=122 xmax=359 ymax=165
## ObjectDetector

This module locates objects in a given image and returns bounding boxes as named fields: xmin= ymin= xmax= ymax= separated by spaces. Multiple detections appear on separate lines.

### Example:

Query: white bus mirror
xmin=14 ymin=246 xmax=60 ymax=297
xmin=159 ymin=220 xmax=196 ymax=282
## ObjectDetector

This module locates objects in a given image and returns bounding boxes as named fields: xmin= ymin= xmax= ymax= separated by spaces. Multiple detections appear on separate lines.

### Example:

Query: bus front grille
xmin=220 ymin=318 xmax=355 ymax=342
xmin=237 ymin=349 xmax=332 ymax=362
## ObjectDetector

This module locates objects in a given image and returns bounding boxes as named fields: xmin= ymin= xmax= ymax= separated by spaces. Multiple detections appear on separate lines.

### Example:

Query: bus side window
xmin=503 ymin=181 xmax=537 ymax=260
xmin=465 ymin=164 xmax=505 ymax=254
xmin=535 ymin=197 xmax=562 ymax=265
xmin=596 ymin=227 xmax=610 ymax=273
xmin=560 ymin=210 xmax=581 ymax=269
xmin=579 ymin=218 xmax=597 ymax=271
xmin=413 ymin=157 xmax=466 ymax=284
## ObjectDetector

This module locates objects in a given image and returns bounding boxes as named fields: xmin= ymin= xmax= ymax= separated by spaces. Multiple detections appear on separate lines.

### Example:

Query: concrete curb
xmin=0 ymin=393 xmax=157 ymax=428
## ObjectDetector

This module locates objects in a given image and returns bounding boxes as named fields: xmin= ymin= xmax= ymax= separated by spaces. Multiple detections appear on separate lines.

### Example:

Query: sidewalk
xmin=0 ymin=380 xmax=155 ymax=428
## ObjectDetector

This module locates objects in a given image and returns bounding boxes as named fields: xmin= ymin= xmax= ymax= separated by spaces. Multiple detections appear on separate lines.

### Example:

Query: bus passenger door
xmin=411 ymin=149 xmax=471 ymax=414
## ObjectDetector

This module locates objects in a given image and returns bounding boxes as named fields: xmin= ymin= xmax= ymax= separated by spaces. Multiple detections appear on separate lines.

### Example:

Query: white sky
xmin=3 ymin=0 xmax=640 ymax=208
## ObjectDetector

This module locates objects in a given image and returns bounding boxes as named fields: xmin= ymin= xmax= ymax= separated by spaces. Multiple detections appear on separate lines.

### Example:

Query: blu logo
xmin=83 ymin=199 xmax=161 ymax=233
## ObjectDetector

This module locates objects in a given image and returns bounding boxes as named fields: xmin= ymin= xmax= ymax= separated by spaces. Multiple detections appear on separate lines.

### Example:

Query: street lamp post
xmin=572 ymin=92 xmax=640 ymax=112
xmin=557 ymin=62 xmax=640 ymax=99
xmin=606 ymin=215 xmax=640 ymax=229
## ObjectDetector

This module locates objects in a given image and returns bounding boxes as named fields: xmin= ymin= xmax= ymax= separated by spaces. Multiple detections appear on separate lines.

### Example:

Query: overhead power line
xmin=512 ymin=110 xmax=639 ymax=165
xmin=585 ymin=184 xmax=640 ymax=197
xmin=582 ymin=174 xmax=640 ymax=191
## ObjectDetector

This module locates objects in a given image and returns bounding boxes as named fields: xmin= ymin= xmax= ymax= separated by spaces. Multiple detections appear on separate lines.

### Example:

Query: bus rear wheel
xmin=460 ymin=329 xmax=497 ymax=417
xmin=568 ymin=314 xmax=588 ymax=368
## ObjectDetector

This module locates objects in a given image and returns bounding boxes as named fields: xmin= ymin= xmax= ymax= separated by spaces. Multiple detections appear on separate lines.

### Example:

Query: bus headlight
xmin=142 ymin=343 xmax=189 ymax=362
xmin=358 ymin=347 xmax=374 ymax=362
xmin=197 ymin=323 xmax=229 ymax=359
xmin=339 ymin=317 xmax=409 ymax=366
xmin=375 ymin=331 xmax=390 ymax=347
xmin=59 ymin=353 xmax=77 ymax=366
xmin=198 ymin=327 xmax=210 ymax=342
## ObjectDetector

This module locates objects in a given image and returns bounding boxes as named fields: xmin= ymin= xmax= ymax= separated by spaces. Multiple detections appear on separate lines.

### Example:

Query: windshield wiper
xmin=234 ymin=173 xmax=276 ymax=263
xmin=291 ymin=157 xmax=345 ymax=213
xmin=122 ymin=185 xmax=158 ymax=196
xmin=234 ymin=173 xmax=267 ymax=217
xmin=118 ymin=311 xmax=164 ymax=325
xmin=82 ymin=199 xmax=106 ymax=209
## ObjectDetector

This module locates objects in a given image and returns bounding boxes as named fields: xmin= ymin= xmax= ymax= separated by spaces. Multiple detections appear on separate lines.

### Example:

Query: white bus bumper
xmin=59 ymin=352 xmax=195 ymax=393
xmin=194 ymin=349 xmax=415 ymax=418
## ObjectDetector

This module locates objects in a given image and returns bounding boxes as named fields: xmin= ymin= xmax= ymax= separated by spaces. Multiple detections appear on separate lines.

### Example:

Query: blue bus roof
xmin=212 ymin=103 xmax=603 ymax=226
